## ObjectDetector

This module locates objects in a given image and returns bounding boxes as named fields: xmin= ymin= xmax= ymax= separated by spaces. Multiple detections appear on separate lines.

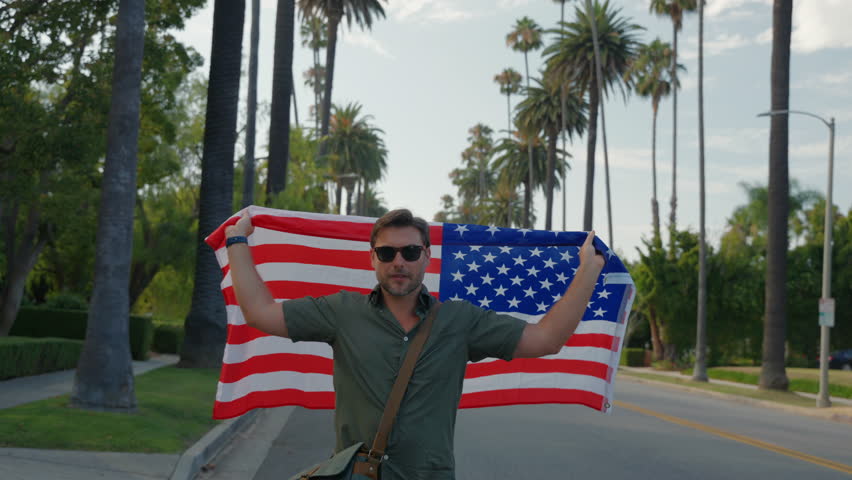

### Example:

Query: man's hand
xmin=225 ymin=211 xmax=254 ymax=239
xmin=578 ymin=230 xmax=605 ymax=278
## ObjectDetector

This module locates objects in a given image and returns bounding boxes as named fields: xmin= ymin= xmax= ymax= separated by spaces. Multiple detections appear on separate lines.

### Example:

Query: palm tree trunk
xmin=693 ymin=0 xmax=708 ymax=382
xmin=291 ymin=72 xmax=299 ymax=127
xmin=560 ymin=2 xmax=566 ymax=231
xmin=544 ymin=132 xmax=557 ymax=230
xmin=583 ymin=75 xmax=598 ymax=231
xmin=523 ymin=51 xmax=534 ymax=228
xmin=318 ymin=8 xmax=342 ymax=157
xmin=760 ymin=0 xmax=793 ymax=391
xmin=648 ymin=305 xmax=663 ymax=361
xmin=180 ymin=0 xmax=245 ymax=368
xmin=266 ymin=0 xmax=295 ymax=198
xmin=242 ymin=0 xmax=260 ymax=208
xmin=71 ymin=0 xmax=145 ymax=411
xmin=0 ymin=202 xmax=47 ymax=336
xmin=313 ymin=48 xmax=321 ymax=136
xmin=669 ymin=22 xmax=679 ymax=255
xmin=506 ymin=92 xmax=511 ymax=139
xmin=651 ymin=102 xmax=661 ymax=247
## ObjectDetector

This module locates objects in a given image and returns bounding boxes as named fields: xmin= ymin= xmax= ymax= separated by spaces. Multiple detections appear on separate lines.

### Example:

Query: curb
xmin=169 ymin=410 xmax=260 ymax=480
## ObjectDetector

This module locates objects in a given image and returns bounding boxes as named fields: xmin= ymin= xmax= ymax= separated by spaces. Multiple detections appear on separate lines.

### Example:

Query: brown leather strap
xmin=368 ymin=302 xmax=441 ymax=459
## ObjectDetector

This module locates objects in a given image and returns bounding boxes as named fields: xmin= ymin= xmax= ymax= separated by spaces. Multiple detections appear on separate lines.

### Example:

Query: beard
xmin=378 ymin=266 xmax=426 ymax=297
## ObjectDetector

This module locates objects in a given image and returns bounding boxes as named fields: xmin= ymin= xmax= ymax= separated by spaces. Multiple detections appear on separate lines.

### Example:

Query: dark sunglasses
xmin=373 ymin=245 xmax=425 ymax=262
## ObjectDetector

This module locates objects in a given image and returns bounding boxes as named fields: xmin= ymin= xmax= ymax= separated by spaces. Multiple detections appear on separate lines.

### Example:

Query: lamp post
xmin=758 ymin=109 xmax=835 ymax=408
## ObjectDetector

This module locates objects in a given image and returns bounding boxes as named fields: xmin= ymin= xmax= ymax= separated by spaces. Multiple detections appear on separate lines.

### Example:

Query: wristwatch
xmin=226 ymin=236 xmax=248 ymax=247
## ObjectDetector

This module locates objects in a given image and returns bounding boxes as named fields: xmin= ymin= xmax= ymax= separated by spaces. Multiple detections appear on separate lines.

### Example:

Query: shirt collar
xmin=368 ymin=284 xmax=436 ymax=313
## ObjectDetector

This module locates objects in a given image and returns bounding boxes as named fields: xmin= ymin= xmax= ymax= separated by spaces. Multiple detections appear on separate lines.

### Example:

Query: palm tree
xmin=506 ymin=16 xmax=543 ymax=228
xmin=555 ymin=0 xmax=570 ymax=230
xmin=71 ymin=0 xmax=146 ymax=411
xmin=298 ymin=0 xmax=387 ymax=158
xmin=493 ymin=68 xmax=523 ymax=139
xmin=300 ymin=12 xmax=327 ymax=136
xmin=693 ymin=0 xmax=708 ymax=382
xmin=483 ymin=177 xmax=524 ymax=228
xmin=242 ymin=0 xmax=260 ymax=208
xmin=323 ymin=102 xmax=387 ymax=215
xmin=515 ymin=76 xmax=587 ymax=230
xmin=180 ymin=0 xmax=245 ymax=368
xmin=544 ymin=1 xmax=642 ymax=231
xmin=492 ymin=130 xmax=550 ymax=228
xmin=626 ymin=38 xmax=682 ymax=246
xmin=761 ymin=0 xmax=793 ymax=392
xmin=650 ymin=0 xmax=698 ymax=253
xmin=267 ymin=0 xmax=296 ymax=198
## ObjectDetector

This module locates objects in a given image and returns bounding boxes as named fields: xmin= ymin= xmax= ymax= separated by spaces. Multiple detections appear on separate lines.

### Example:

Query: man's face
xmin=371 ymin=226 xmax=430 ymax=298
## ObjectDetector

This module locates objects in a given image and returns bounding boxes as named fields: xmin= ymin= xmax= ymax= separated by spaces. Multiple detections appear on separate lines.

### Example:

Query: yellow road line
xmin=615 ymin=400 xmax=852 ymax=476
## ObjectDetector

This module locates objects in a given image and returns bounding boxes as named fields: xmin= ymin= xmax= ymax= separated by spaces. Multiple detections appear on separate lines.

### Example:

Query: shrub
xmin=620 ymin=348 xmax=647 ymax=367
xmin=44 ymin=292 xmax=89 ymax=310
xmin=153 ymin=323 xmax=184 ymax=354
xmin=0 ymin=337 xmax=83 ymax=380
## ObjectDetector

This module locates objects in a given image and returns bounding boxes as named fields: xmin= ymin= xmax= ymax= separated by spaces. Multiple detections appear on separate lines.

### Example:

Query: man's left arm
xmin=513 ymin=231 xmax=605 ymax=359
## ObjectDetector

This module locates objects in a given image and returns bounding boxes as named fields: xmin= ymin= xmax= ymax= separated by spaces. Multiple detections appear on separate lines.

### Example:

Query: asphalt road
xmin=206 ymin=377 xmax=852 ymax=479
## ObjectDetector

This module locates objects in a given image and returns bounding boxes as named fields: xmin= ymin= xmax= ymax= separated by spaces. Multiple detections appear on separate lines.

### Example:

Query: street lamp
xmin=758 ymin=109 xmax=836 ymax=408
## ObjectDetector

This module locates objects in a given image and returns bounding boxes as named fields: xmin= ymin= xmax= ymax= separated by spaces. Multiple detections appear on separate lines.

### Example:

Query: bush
xmin=0 ymin=337 xmax=83 ymax=380
xmin=620 ymin=348 xmax=647 ymax=367
xmin=44 ymin=292 xmax=89 ymax=310
xmin=152 ymin=323 xmax=184 ymax=354
xmin=10 ymin=307 xmax=153 ymax=361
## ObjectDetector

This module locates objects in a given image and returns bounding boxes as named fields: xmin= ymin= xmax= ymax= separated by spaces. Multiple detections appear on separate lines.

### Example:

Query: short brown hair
xmin=370 ymin=209 xmax=431 ymax=247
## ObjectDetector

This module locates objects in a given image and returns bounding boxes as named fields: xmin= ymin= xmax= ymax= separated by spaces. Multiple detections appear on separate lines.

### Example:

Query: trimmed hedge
xmin=10 ymin=307 xmax=153 ymax=361
xmin=0 ymin=337 xmax=83 ymax=380
xmin=152 ymin=323 xmax=184 ymax=354
xmin=620 ymin=348 xmax=648 ymax=367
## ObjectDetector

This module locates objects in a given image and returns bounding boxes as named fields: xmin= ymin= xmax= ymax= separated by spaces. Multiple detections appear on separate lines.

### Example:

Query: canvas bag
xmin=289 ymin=303 xmax=442 ymax=480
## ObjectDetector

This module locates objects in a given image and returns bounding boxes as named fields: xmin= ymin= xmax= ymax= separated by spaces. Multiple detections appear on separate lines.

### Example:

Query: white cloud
xmin=497 ymin=0 xmax=535 ymax=9
xmin=705 ymin=0 xmax=771 ymax=19
xmin=705 ymin=128 xmax=767 ymax=155
xmin=340 ymin=30 xmax=395 ymax=59
xmin=386 ymin=0 xmax=474 ymax=23
xmin=682 ymin=33 xmax=752 ymax=60
xmin=755 ymin=28 xmax=772 ymax=45
xmin=793 ymin=0 xmax=852 ymax=52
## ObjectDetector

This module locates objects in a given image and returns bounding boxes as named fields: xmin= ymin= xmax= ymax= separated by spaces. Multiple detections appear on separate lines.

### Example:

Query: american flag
xmin=206 ymin=206 xmax=634 ymax=419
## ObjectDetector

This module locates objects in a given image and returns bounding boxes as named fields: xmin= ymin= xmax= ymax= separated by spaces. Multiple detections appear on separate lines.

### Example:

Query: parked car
xmin=828 ymin=349 xmax=852 ymax=370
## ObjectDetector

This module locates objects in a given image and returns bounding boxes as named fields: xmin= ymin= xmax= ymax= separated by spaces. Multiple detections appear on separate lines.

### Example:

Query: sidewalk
xmin=0 ymin=354 xmax=258 ymax=480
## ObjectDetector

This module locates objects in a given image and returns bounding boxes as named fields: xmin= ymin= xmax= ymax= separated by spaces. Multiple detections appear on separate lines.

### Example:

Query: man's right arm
xmin=226 ymin=213 xmax=289 ymax=338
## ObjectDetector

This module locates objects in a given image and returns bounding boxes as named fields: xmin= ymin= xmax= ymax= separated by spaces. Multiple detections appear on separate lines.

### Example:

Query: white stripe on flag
xmin=461 ymin=371 xmax=609 ymax=395
xmin=216 ymin=371 xmax=335 ymax=401
xmin=221 ymin=263 xmax=441 ymax=292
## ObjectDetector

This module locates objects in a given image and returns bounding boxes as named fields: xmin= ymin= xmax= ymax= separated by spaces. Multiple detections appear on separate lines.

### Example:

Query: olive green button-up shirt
xmin=283 ymin=286 xmax=527 ymax=480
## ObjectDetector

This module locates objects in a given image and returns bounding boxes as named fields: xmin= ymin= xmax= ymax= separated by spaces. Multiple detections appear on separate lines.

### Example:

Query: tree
xmin=297 ymin=0 xmax=387 ymax=157
xmin=492 ymin=130 xmax=549 ymax=228
xmin=544 ymin=1 xmax=642 ymax=231
xmin=493 ymin=68 xmax=523 ymax=139
xmin=694 ymin=0 xmax=707 ymax=382
xmin=506 ymin=16 xmax=544 ymax=228
xmin=70 ymin=0 xmax=146 ymax=412
xmin=626 ymin=38 xmax=681 ymax=246
xmin=650 ymin=0 xmax=698 ymax=254
xmin=300 ymin=12 xmax=327 ymax=136
xmin=180 ymin=0 xmax=245 ymax=368
xmin=555 ymin=0 xmax=569 ymax=230
xmin=267 ymin=0 xmax=296 ymax=198
xmin=515 ymin=76 xmax=587 ymax=230
xmin=242 ymin=0 xmax=261 ymax=207
xmin=760 ymin=0 xmax=793 ymax=391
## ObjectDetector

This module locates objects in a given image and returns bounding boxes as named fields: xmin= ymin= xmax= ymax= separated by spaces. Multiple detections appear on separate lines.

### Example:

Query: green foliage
xmin=0 ymin=337 xmax=83 ymax=380
xmin=9 ymin=308 xmax=152 ymax=361
xmin=620 ymin=348 xmax=647 ymax=367
xmin=133 ymin=267 xmax=194 ymax=321
xmin=152 ymin=323 xmax=184 ymax=354
xmin=253 ymin=127 xmax=330 ymax=213
xmin=43 ymin=291 xmax=88 ymax=310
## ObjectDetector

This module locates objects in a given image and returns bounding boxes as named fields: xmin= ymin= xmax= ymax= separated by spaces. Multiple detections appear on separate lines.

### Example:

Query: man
xmin=225 ymin=208 xmax=604 ymax=479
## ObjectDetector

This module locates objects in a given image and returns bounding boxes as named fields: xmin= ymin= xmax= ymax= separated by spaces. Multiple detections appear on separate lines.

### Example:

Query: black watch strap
xmin=226 ymin=236 xmax=248 ymax=247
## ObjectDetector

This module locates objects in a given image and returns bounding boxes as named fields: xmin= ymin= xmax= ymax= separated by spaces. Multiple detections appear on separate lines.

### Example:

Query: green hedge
xmin=152 ymin=323 xmax=184 ymax=354
xmin=0 ymin=337 xmax=83 ymax=380
xmin=10 ymin=307 xmax=153 ymax=361
xmin=620 ymin=348 xmax=648 ymax=367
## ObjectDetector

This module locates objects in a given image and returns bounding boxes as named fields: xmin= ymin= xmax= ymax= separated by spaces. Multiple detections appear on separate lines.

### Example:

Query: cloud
xmin=704 ymin=128 xmax=767 ymax=155
xmin=682 ymin=33 xmax=752 ymax=60
xmin=793 ymin=0 xmax=852 ymax=52
xmin=386 ymin=0 xmax=474 ymax=23
xmin=497 ymin=0 xmax=535 ymax=8
xmin=340 ymin=30 xmax=395 ymax=59
xmin=705 ymin=0 xmax=771 ymax=19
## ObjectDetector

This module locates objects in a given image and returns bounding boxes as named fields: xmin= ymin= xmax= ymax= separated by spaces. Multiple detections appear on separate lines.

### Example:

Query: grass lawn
xmin=693 ymin=366 xmax=852 ymax=399
xmin=715 ymin=366 xmax=852 ymax=387
xmin=0 ymin=366 xmax=221 ymax=453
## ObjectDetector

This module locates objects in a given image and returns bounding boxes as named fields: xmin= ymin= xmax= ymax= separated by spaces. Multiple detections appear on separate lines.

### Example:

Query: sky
xmin=173 ymin=0 xmax=852 ymax=262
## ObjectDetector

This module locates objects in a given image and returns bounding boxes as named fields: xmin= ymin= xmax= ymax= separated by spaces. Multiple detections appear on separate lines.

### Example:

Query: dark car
xmin=829 ymin=349 xmax=852 ymax=370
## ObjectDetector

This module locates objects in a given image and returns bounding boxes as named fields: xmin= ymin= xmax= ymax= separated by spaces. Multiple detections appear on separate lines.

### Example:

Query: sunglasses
xmin=373 ymin=245 xmax=425 ymax=262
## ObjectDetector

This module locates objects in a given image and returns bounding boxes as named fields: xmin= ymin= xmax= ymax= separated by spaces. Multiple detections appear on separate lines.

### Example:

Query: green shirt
xmin=283 ymin=286 xmax=527 ymax=480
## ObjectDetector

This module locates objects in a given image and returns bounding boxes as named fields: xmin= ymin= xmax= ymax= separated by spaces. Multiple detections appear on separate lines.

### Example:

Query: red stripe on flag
xmin=566 ymin=333 xmax=620 ymax=351
xmin=219 ymin=353 xmax=333 ymax=383
xmin=458 ymin=388 xmax=606 ymax=412
xmin=239 ymin=244 xmax=441 ymax=274
xmin=213 ymin=389 xmax=336 ymax=419
xmin=222 ymin=282 xmax=374 ymax=305
xmin=227 ymin=324 xmax=269 ymax=344
xmin=464 ymin=358 xmax=610 ymax=381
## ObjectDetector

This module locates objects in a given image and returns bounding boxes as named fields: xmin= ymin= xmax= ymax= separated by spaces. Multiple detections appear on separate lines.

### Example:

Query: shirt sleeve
xmin=282 ymin=294 xmax=338 ymax=344
xmin=466 ymin=304 xmax=527 ymax=362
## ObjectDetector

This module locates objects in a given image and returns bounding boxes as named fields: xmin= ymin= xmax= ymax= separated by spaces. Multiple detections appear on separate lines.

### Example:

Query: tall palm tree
xmin=555 ymin=0 xmax=570 ymax=231
xmin=242 ymin=0 xmax=260 ymax=207
xmin=483 ymin=176 xmax=524 ymax=228
xmin=650 ymin=0 xmax=698 ymax=254
xmin=544 ymin=1 xmax=642 ymax=231
xmin=267 ymin=0 xmax=296 ymax=198
xmin=515 ymin=76 xmax=587 ymax=230
xmin=492 ymin=130 xmax=550 ymax=228
xmin=180 ymin=0 xmax=245 ymax=368
xmin=693 ymin=0 xmax=708 ymax=382
xmin=300 ymin=12 xmax=327 ymax=136
xmin=323 ymin=102 xmax=387 ymax=215
xmin=506 ymin=16 xmax=543 ymax=228
xmin=626 ymin=38 xmax=681 ymax=246
xmin=761 ymin=0 xmax=793 ymax=392
xmin=70 ymin=0 xmax=146 ymax=412
xmin=493 ymin=68 xmax=523 ymax=139
xmin=298 ymin=0 xmax=387 ymax=158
